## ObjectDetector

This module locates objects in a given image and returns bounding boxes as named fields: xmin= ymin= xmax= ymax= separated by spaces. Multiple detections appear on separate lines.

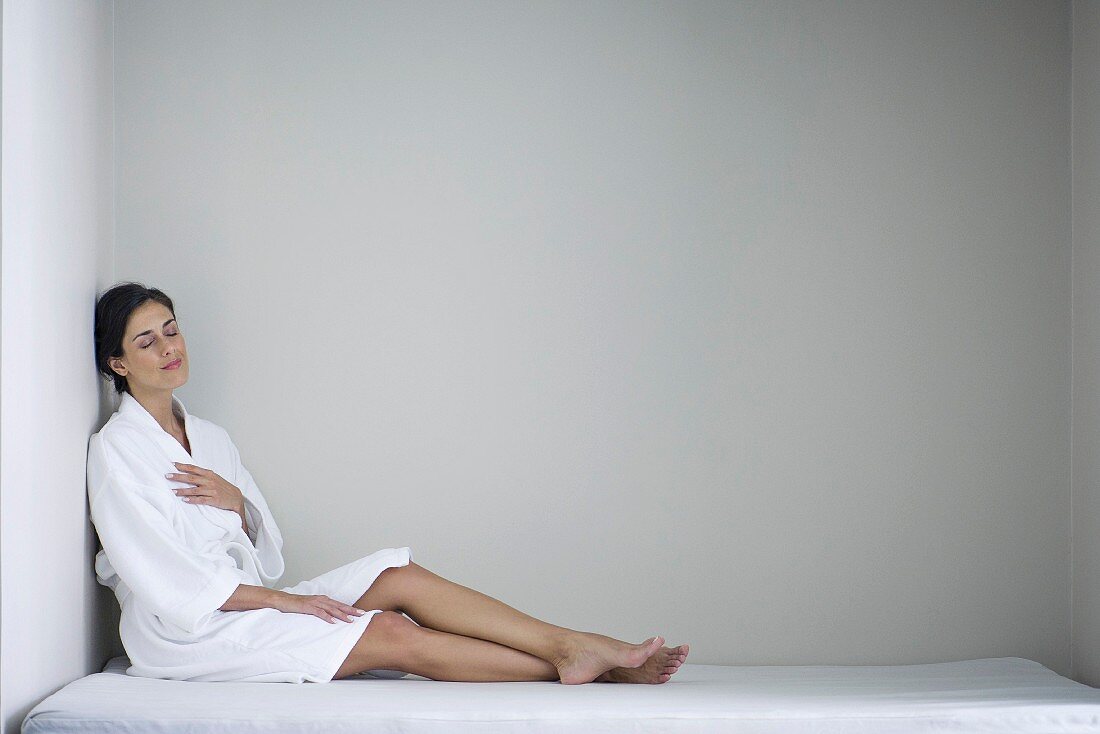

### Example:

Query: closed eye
xmin=140 ymin=331 xmax=179 ymax=349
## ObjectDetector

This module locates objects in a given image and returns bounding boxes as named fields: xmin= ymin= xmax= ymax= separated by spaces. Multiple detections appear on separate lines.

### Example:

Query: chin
xmin=166 ymin=367 xmax=189 ymax=385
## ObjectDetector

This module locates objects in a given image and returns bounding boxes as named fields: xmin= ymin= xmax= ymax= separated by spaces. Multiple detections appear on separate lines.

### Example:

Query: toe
xmin=637 ymin=637 xmax=663 ymax=659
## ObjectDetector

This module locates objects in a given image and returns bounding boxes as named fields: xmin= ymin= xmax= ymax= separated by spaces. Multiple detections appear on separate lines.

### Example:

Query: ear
xmin=108 ymin=356 xmax=127 ymax=377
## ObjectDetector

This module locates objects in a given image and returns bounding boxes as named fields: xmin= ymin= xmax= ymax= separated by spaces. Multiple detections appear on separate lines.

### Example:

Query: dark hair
xmin=94 ymin=282 xmax=176 ymax=395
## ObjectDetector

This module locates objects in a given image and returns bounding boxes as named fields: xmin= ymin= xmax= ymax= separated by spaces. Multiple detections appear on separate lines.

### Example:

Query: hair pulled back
xmin=94 ymin=282 xmax=175 ymax=395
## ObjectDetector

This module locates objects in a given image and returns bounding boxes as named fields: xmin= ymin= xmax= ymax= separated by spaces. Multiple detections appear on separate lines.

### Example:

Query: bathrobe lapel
xmin=116 ymin=392 xmax=241 ymax=534
xmin=117 ymin=391 xmax=196 ymax=463
xmin=90 ymin=392 xmax=286 ymax=633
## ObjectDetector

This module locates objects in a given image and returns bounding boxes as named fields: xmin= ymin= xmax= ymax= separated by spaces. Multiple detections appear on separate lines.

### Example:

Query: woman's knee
xmin=354 ymin=562 xmax=421 ymax=612
xmin=374 ymin=562 xmax=426 ymax=599
xmin=349 ymin=610 xmax=424 ymax=671
xmin=366 ymin=610 xmax=420 ymax=644
xmin=378 ymin=561 xmax=421 ymax=587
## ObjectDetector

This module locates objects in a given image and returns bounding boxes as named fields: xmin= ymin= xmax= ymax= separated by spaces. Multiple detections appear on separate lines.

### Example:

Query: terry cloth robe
xmin=88 ymin=390 xmax=412 ymax=683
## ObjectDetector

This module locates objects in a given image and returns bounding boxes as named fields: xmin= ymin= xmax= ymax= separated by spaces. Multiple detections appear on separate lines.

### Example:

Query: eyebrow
xmin=131 ymin=319 xmax=177 ymax=342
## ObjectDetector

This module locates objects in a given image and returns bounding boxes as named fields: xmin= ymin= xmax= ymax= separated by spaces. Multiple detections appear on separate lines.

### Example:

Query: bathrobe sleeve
xmin=88 ymin=435 xmax=243 ymax=634
xmin=228 ymin=438 xmax=285 ymax=585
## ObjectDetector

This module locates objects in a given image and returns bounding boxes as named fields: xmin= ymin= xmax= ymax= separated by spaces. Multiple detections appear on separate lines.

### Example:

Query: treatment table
xmin=22 ymin=654 xmax=1100 ymax=733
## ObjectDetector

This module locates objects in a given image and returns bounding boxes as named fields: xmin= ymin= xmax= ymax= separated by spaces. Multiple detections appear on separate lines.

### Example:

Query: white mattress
xmin=22 ymin=655 xmax=1100 ymax=733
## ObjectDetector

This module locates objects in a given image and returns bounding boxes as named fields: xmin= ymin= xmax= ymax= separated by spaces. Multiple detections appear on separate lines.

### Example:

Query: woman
xmin=90 ymin=282 xmax=689 ymax=684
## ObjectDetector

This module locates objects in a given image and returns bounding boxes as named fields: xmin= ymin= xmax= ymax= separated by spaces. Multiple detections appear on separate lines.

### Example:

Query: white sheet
xmin=22 ymin=655 xmax=1100 ymax=733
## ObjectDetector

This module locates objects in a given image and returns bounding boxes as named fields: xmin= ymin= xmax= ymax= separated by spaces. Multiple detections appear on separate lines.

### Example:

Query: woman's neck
xmin=128 ymin=387 xmax=179 ymax=435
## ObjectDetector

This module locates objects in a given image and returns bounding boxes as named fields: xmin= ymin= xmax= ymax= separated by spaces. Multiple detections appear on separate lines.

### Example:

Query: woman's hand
xmin=166 ymin=461 xmax=245 ymax=513
xmin=273 ymin=591 xmax=367 ymax=624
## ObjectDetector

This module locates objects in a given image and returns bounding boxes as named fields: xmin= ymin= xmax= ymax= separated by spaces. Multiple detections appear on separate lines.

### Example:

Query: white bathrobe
xmin=88 ymin=390 xmax=412 ymax=682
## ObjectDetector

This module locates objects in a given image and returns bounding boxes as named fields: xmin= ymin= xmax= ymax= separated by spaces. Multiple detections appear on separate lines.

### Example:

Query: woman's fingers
xmin=280 ymin=594 xmax=366 ymax=623
xmin=309 ymin=601 xmax=336 ymax=624
xmin=173 ymin=462 xmax=211 ymax=476
xmin=172 ymin=486 xmax=207 ymax=500
xmin=311 ymin=596 xmax=366 ymax=623
xmin=308 ymin=598 xmax=332 ymax=625
xmin=326 ymin=601 xmax=365 ymax=622
xmin=318 ymin=610 xmax=351 ymax=623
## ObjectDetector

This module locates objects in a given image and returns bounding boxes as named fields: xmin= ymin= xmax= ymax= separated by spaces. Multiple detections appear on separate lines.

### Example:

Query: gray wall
xmin=0 ymin=1 xmax=116 ymax=732
xmin=114 ymin=0 xmax=1074 ymax=675
xmin=1072 ymin=0 xmax=1100 ymax=689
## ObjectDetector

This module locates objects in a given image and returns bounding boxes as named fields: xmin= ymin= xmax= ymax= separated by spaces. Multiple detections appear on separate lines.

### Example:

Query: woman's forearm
xmin=219 ymin=583 xmax=284 ymax=612
xmin=236 ymin=502 xmax=249 ymax=536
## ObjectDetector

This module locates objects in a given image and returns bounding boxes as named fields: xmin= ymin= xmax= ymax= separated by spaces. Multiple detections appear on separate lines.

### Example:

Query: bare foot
xmin=595 ymin=644 xmax=690 ymax=684
xmin=553 ymin=632 xmax=665 ymax=685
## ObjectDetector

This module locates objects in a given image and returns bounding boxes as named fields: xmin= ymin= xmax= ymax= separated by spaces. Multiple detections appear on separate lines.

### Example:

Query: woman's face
xmin=108 ymin=300 xmax=189 ymax=394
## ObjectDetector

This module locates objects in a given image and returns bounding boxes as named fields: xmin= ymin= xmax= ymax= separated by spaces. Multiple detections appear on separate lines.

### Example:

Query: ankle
xmin=548 ymin=628 xmax=581 ymax=666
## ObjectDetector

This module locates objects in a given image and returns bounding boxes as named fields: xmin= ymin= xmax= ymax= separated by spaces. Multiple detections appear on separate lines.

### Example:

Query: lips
xmin=162 ymin=358 xmax=182 ymax=370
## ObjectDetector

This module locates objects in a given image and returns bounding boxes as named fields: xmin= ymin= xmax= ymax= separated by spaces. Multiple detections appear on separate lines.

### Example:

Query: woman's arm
xmin=218 ymin=583 xmax=282 ymax=612
xmin=89 ymin=441 xmax=243 ymax=634
xmin=219 ymin=584 xmax=366 ymax=624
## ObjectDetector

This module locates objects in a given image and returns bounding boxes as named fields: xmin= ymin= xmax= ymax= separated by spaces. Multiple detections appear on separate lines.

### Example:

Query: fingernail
xmin=165 ymin=473 xmax=172 ymax=478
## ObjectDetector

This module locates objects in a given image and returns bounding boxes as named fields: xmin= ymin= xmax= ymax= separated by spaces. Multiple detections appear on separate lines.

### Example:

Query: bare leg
xmin=334 ymin=613 xmax=559 ymax=682
xmin=355 ymin=562 xmax=573 ymax=661
xmin=354 ymin=562 xmax=682 ymax=684
xmin=335 ymin=613 xmax=689 ymax=684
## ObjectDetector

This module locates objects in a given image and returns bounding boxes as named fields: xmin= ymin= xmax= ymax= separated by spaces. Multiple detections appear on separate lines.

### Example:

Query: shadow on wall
xmin=85 ymin=381 xmax=125 ymax=670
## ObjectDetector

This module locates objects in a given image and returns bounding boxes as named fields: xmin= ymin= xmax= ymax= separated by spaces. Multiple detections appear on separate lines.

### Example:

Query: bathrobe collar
xmin=118 ymin=391 xmax=193 ymax=456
